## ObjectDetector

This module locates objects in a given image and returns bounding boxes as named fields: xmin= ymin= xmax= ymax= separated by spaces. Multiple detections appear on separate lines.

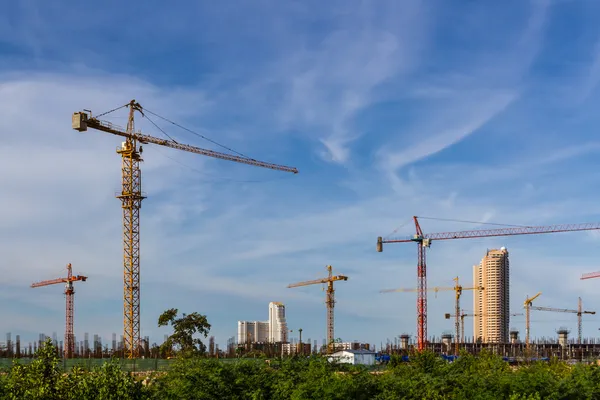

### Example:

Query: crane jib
xmin=381 ymin=223 xmax=600 ymax=243
xmin=73 ymin=112 xmax=298 ymax=174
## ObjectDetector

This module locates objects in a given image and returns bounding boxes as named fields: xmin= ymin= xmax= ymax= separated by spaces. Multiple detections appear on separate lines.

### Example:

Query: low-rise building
xmin=328 ymin=349 xmax=377 ymax=366
xmin=281 ymin=342 xmax=312 ymax=356
xmin=335 ymin=341 xmax=371 ymax=351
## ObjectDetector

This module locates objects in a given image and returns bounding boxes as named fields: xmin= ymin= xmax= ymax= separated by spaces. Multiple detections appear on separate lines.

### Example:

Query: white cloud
xmin=375 ymin=0 xmax=551 ymax=179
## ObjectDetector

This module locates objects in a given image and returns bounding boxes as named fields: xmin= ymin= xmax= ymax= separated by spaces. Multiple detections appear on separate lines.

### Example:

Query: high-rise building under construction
xmin=473 ymin=247 xmax=510 ymax=343
xmin=268 ymin=302 xmax=288 ymax=343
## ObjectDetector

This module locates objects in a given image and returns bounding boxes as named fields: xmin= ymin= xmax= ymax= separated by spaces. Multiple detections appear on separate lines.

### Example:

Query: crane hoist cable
xmin=143 ymin=107 xmax=253 ymax=159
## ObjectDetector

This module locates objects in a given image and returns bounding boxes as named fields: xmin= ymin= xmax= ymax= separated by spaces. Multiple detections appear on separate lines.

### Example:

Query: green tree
xmin=6 ymin=337 xmax=61 ymax=400
xmin=4 ymin=338 xmax=148 ymax=400
xmin=152 ymin=357 xmax=236 ymax=399
xmin=158 ymin=308 xmax=211 ymax=357
xmin=85 ymin=360 xmax=146 ymax=400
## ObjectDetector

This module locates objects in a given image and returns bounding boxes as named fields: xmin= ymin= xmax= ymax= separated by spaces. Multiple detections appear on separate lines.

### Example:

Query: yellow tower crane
xmin=381 ymin=276 xmax=483 ymax=355
xmin=529 ymin=298 xmax=595 ymax=344
xmin=73 ymin=100 xmax=298 ymax=358
xmin=524 ymin=292 xmax=542 ymax=349
xmin=287 ymin=265 xmax=348 ymax=353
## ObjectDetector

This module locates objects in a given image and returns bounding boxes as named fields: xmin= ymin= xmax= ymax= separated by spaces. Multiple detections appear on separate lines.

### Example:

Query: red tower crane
xmin=377 ymin=216 xmax=600 ymax=351
xmin=31 ymin=263 xmax=88 ymax=358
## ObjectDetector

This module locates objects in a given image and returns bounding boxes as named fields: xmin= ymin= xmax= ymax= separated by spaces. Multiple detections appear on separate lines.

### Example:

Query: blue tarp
xmin=375 ymin=354 xmax=550 ymax=364
xmin=441 ymin=354 xmax=458 ymax=362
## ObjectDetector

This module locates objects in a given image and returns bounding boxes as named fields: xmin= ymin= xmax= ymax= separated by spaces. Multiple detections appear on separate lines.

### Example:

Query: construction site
xmin=8 ymin=100 xmax=599 ymax=364
xmin=5 ymin=1 xmax=600 ymax=398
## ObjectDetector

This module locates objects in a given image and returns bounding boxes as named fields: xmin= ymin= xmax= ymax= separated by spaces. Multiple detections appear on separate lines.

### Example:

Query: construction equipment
xmin=377 ymin=216 xmax=600 ymax=351
xmin=578 ymin=297 xmax=591 ymax=343
xmin=73 ymin=100 xmax=298 ymax=358
xmin=287 ymin=265 xmax=348 ymax=353
xmin=31 ymin=263 xmax=87 ymax=359
xmin=454 ymin=311 xmax=524 ymax=344
xmin=381 ymin=276 xmax=483 ymax=355
xmin=524 ymin=292 xmax=542 ymax=349
xmin=581 ymin=272 xmax=600 ymax=338
xmin=530 ymin=297 xmax=595 ymax=344
xmin=581 ymin=270 xmax=600 ymax=281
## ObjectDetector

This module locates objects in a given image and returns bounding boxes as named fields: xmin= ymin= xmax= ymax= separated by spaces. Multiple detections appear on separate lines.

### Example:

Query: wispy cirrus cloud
xmin=268 ymin=0 xmax=430 ymax=164
xmin=377 ymin=89 xmax=518 ymax=173
xmin=375 ymin=0 xmax=551 ymax=183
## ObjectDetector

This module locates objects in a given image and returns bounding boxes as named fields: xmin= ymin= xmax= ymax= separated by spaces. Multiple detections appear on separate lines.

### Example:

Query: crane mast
xmin=377 ymin=216 xmax=600 ymax=351
xmin=326 ymin=278 xmax=335 ymax=351
xmin=115 ymin=101 xmax=145 ymax=359
xmin=73 ymin=100 xmax=298 ymax=358
xmin=578 ymin=297 xmax=585 ymax=343
xmin=31 ymin=263 xmax=87 ymax=359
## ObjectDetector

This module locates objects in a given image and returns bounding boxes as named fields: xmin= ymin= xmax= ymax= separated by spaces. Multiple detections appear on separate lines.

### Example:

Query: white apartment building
xmin=237 ymin=321 xmax=269 ymax=344
xmin=473 ymin=247 xmax=510 ymax=343
xmin=268 ymin=302 xmax=288 ymax=343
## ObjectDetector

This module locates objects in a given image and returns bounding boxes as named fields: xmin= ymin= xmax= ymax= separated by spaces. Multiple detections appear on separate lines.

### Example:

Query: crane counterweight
xmin=72 ymin=112 xmax=88 ymax=132
xmin=376 ymin=237 xmax=383 ymax=252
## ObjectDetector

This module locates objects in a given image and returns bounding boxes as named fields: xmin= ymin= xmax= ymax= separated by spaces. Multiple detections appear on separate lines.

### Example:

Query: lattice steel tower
xmin=116 ymin=101 xmax=146 ymax=358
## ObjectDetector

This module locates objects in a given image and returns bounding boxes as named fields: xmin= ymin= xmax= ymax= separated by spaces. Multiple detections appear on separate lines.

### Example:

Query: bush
xmin=3 ymin=338 xmax=147 ymax=400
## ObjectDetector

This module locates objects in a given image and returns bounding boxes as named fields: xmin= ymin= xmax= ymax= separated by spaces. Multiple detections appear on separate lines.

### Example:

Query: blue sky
xmin=2 ymin=0 xmax=600 ymax=350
